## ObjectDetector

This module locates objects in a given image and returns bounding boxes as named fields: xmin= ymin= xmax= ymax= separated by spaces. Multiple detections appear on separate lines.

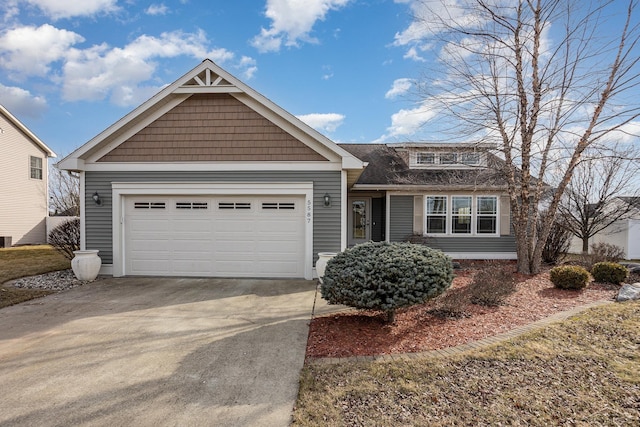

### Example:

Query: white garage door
xmin=124 ymin=196 xmax=305 ymax=277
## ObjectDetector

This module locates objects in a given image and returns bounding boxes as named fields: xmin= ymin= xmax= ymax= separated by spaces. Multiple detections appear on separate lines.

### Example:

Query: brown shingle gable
xmin=98 ymin=94 xmax=328 ymax=162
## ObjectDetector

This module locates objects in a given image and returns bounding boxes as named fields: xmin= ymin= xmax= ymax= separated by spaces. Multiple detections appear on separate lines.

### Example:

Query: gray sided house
xmin=339 ymin=143 xmax=516 ymax=259
xmin=0 ymin=105 xmax=56 ymax=246
xmin=58 ymin=59 xmax=364 ymax=280
xmin=59 ymin=59 xmax=515 ymax=280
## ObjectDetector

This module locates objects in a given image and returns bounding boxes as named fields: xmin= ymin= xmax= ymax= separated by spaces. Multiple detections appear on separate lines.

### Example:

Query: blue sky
xmin=0 ymin=0 xmax=638 ymax=158
xmin=0 ymin=0 xmax=426 ymax=156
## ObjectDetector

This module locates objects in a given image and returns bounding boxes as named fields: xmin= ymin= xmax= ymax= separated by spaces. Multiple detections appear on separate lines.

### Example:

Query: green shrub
xmin=549 ymin=265 xmax=590 ymax=290
xmin=591 ymin=262 xmax=628 ymax=285
xmin=469 ymin=262 xmax=517 ymax=306
xmin=321 ymin=242 xmax=454 ymax=323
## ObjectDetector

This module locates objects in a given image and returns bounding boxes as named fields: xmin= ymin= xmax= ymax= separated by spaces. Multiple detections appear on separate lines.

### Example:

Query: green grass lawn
xmin=293 ymin=301 xmax=640 ymax=426
xmin=0 ymin=245 xmax=70 ymax=308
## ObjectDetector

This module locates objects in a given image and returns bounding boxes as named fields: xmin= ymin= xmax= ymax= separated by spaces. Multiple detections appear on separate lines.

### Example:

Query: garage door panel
xmin=130 ymin=260 xmax=172 ymax=274
xmin=129 ymin=240 xmax=171 ymax=252
xmin=129 ymin=219 xmax=170 ymax=232
xmin=125 ymin=195 xmax=305 ymax=277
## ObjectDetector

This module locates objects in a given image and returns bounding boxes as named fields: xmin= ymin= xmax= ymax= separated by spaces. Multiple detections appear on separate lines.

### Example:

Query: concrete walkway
xmin=309 ymin=300 xmax=614 ymax=365
xmin=0 ymin=277 xmax=317 ymax=427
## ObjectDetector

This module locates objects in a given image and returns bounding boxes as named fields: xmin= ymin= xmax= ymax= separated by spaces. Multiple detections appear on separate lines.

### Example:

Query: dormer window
xmin=460 ymin=153 xmax=480 ymax=165
xmin=440 ymin=153 xmax=457 ymax=165
xmin=409 ymin=150 xmax=485 ymax=168
xmin=416 ymin=152 xmax=435 ymax=165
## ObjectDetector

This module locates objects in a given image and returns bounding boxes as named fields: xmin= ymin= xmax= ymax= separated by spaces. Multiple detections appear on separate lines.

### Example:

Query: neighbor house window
xmin=30 ymin=156 xmax=43 ymax=180
xmin=425 ymin=196 xmax=447 ymax=233
xmin=424 ymin=195 xmax=498 ymax=235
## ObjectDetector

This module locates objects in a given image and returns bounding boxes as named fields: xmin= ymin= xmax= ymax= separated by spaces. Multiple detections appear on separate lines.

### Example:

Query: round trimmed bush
xmin=320 ymin=242 xmax=454 ymax=322
xmin=549 ymin=265 xmax=590 ymax=290
xmin=591 ymin=262 xmax=628 ymax=285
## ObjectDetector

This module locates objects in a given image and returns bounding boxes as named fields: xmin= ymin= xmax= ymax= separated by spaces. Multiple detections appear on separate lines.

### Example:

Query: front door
xmin=348 ymin=197 xmax=371 ymax=246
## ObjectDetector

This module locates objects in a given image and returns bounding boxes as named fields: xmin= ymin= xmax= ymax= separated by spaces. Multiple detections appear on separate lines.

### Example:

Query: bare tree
xmin=558 ymin=153 xmax=640 ymax=253
xmin=411 ymin=0 xmax=640 ymax=273
xmin=49 ymin=164 xmax=80 ymax=216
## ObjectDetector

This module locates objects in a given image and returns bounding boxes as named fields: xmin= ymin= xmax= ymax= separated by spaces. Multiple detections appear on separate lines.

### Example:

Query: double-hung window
xmin=476 ymin=196 xmax=498 ymax=234
xmin=425 ymin=196 xmax=447 ymax=234
xmin=424 ymin=195 xmax=498 ymax=235
xmin=30 ymin=156 xmax=43 ymax=180
xmin=452 ymin=196 xmax=472 ymax=234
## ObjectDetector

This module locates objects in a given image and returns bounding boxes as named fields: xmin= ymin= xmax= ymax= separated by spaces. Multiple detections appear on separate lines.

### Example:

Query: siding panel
xmin=420 ymin=236 xmax=517 ymax=253
xmin=98 ymin=94 xmax=328 ymax=162
xmin=85 ymin=171 xmax=341 ymax=265
xmin=389 ymin=195 xmax=414 ymax=241
xmin=0 ymin=113 xmax=49 ymax=245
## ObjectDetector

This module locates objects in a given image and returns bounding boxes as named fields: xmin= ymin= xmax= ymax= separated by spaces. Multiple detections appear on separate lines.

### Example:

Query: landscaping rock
xmin=616 ymin=283 xmax=640 ymax=302
xmin=620 ymin=263 xmax=640 ymax=273
xmin=9 ymin=269 xmax=94 ymax=292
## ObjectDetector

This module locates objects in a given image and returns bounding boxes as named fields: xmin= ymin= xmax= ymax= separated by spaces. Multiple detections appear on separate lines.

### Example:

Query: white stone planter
xmin=316 ymin=252 xmax=337 ymax=283
xmin=71 ymin=250 xmax=102 ymax=281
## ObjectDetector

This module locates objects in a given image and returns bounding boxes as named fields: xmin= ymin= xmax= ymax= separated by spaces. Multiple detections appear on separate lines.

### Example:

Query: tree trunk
xmin=385 ymin=310 xmax=395 ymax=324
xmin=582 ymin=237 xmax=589 ymax=253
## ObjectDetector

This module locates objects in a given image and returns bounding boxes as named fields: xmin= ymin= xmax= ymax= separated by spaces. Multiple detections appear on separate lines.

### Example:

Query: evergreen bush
xmin=591 ymin=262 xmax=628 ymax=285
xmin=549 ymin=265 xmax=590 ymax=290
xmin=321 ymin=242 xmax=454 ymax=323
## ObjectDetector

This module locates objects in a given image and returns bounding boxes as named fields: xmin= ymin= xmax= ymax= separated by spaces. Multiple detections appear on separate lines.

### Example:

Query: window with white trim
xmin=30 ymin=156 xmax=43 ymax=180
xmin=410 ymin=151 xmax=486 ymax=168
xmin=451 ymin=196 xmax=472 ymax=234
xmin=416 ymin=152 xmax=435 ymax=165
xmin=460 ymin=152 xmax=480 ymax=165
xmin=424 ymin=195 xmax=498 ymax=235
xmin=476 ymin=196 xmax=497 ymax=234
xmin=425 ymin=196 xmax=447 ymax=234
xmin=440 ymin=153 xmax=457 ymax=165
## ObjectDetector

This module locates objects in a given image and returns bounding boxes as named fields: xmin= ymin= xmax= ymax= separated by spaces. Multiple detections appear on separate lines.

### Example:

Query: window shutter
xmin=500 ymin=196 xmax=511 ymax=235
xmin=413 ymin=195 xmax=424 ymax=235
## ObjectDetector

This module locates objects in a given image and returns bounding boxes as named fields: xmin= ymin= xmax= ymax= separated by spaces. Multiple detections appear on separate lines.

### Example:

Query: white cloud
xmin=145 ymin=4 xmax=169 ymax=16
xmin=403 ymin=46 xmax=425 ymax=62
xmin=297 ymin=113 xmax=345 ymax=133
xmin=25 ymin=0 xmax=118 ymax=19
xmin=144 ymin=3 xmax=169 ymax=16
xmin=238 ymin=56 xmax=258 ymax=79
xmin=0 ymin=83 xmax=47 ymax=117
xmin=251 ymin=0 xmax=352 ymax=53
xmin=385 ymin=78 xmax=413 ymax=99
xmin=0 ymin=24 xmax=84 ymax=76
xmin=607 ymin=121 xmax=640 ymax=144
xmin=373 ymin=102 xmax=438 ymax=142
xmin=61 ymin=30 xmax=248 ymax=106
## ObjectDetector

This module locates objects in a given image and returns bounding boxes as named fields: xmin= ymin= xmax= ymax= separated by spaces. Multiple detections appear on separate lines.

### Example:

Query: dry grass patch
xmin=0 ymin=245 xmax=70 ymax=308
xmin=293 ymin=302 xmax=640 ymax=426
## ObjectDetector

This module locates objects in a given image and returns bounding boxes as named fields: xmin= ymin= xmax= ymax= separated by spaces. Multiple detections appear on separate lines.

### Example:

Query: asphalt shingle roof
xmin=339 ymin=143 xmax=509 ymax=190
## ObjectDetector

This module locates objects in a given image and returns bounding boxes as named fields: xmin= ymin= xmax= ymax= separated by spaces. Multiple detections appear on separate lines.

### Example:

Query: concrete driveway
xmin=0 ymin=277 xmax=318 ymax=426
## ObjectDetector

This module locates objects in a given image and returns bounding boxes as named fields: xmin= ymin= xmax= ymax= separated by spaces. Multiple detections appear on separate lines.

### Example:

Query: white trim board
xmin=446 ymin=252 xmax=517 ymax=260
xmin=110 ymin=181 xmax=314 ymax=280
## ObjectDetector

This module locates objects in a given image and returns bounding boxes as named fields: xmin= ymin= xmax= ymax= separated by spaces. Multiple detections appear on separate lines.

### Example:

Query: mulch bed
xmin=306 ymin=265 xmax=620 ymax=359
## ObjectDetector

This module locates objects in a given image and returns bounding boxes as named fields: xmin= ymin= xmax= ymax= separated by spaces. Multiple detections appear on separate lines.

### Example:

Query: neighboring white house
xmin=0 ymin=105 xmax=56 ymax=246
xmin=569 ymin=197 xmax=640 ymax=259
